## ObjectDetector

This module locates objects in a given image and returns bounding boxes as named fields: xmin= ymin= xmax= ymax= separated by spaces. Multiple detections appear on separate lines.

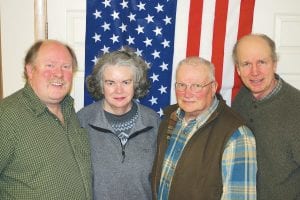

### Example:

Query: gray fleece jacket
xmin=77 ymin=100 xmax=160 ymax=200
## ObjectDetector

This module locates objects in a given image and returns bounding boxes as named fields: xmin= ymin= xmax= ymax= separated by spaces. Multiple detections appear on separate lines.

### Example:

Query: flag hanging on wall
xmin=85 ymin=0 xmax=255 ymax=116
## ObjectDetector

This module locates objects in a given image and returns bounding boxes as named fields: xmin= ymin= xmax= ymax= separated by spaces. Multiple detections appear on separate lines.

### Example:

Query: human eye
xmin=240 ymin=62 xmax=251 ymax=68
xmin=123 ymin=80 xmax=132 ymax=85
xmin=191 ymin=84 xmax=202 ymax=92
xmin=45 ymin=63 xmax=54 ymax=68
xmin=257 ymin=59 xmax=267 ymax=66
xmin=62 ymin=64 xmax=72 ymax=69
xmin=176 ymin=83 xmax=185 ymax=89
xmin=193 ymin=84 xmax=202 ymax=89
xmin=105 ymin=80 xmax=115 ymax=86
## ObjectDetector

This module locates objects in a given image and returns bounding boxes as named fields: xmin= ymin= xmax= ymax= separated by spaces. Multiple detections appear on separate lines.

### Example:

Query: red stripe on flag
xmin=232 ymin=0 xmax=256 ymax=100
xmin=186 ymin=0 xmax=204 ymax=56
xmin=211 ymin=0 xmax=229 ymax=92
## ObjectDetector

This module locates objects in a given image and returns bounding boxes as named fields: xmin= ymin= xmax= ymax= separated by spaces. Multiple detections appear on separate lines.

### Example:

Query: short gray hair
xmin=176 ymin=56 xmax=216 ymax=81
xmin=86 ymin=47 xmax=150 ymax=100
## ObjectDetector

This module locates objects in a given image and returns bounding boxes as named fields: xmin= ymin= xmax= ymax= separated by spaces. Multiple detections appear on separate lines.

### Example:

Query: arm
xmin=221 ymin=125 xmax=257 ymax=200
xmin=0 ymin=126 xmax=15 ymax=174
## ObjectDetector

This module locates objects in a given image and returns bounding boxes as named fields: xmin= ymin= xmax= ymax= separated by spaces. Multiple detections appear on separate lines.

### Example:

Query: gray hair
xmin=86 ymin=47 xmax=150 ymax=100
xmin=176 ymin=56 xmax=216 ymax=81
xmin=232 ymin=33 xmax=278 ymax=64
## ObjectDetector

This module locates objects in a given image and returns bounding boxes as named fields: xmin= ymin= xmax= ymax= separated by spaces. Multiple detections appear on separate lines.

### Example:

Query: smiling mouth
xmin=50 ymin=80 xmax=65 ymax=86
xmin=250 ymin=78 xmax=263 ymax=84
xmin=52 ymin=83 xmax=63 ymax=86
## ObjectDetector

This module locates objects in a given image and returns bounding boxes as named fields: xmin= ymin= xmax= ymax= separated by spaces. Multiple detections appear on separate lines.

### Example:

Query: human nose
xmin=250 ymin=64 xmax=259 ymax=75
xmin=183 ymin=85 xmax=194 ymax=97
xmin=53 ymin=66 xmax=63 ymax=77
xmin=115 ymin=83 xmax=124 ymax=93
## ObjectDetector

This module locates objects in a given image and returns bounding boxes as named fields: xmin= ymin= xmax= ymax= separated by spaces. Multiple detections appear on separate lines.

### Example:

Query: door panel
xmin=253 ymin=0 xmax=300 ymax=89
xmin=47 ymin=0 xmax=86 ymax=111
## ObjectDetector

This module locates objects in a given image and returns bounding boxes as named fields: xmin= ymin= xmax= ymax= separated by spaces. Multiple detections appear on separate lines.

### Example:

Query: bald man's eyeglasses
xmin=175 ymin=81 xmax=214 ymax=93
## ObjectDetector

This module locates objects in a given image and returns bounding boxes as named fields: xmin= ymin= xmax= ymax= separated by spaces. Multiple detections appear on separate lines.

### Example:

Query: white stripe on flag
xmin=171 ymin=0 xmax=191 ymax=104
xmin=199 ymin=0 xmax=216 ymax=60
xmin=220 ymin=0 xmax=241 ymax=105
xmin=171 ymin=0 xmax=249 ymax=105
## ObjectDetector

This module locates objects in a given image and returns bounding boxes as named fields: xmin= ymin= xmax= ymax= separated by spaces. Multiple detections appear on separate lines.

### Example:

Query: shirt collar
xmin=22 ymin=83 xmax=74 ymax=117
xmin=255 ymin=74 xmax=282 ymax=102
xmin=176 ymin=96 xmax=219 ymax=128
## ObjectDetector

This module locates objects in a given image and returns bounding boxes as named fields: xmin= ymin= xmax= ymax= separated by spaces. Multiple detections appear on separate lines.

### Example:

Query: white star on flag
xmin=93 ymin=10 xmax=101 ymax=19
xmin=92 ymin=33 xmax=101 ymax=42
xmin=149 ymin=96 xmax=158 ymax=105
xmin=150 ymin=73 xmax=159 ymax=82
xmin=158 ymin=85 xmax=167 ymax=94
xmin=85 ymin=0 xmax=256 ymax=117
xmin=151 ymin=50 xmax=160 ymax=59
xmin=159 ymin=62 xmax=168 ymax=71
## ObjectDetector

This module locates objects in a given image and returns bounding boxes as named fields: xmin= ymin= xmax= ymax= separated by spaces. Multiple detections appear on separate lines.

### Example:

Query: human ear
xmin=25 ymin=64 xmax=34 ymax=79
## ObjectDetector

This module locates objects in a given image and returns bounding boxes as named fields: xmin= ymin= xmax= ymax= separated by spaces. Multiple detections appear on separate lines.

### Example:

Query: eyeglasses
xmin=175 ymin=81 xmax=214 ymax=93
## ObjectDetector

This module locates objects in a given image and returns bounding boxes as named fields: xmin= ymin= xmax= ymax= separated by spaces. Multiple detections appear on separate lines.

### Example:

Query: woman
xmin=77 ymin=47 xmax=160 ymax=200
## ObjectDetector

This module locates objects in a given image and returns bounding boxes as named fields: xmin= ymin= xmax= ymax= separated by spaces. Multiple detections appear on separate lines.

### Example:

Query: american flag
xmin=84 ymin=0 xmax=255 ymax=116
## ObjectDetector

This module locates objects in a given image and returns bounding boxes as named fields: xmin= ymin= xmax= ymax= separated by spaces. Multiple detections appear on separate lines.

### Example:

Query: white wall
xmin=0 ymin=0 xmax=34 ymax=97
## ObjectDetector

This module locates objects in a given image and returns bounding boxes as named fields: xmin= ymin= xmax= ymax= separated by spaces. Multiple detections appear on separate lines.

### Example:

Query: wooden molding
xmin=34 ymin=0 xmax=48 ymax=40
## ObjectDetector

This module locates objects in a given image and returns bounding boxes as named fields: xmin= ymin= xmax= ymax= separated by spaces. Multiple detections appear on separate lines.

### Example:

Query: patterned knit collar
xmin=104 ymin=101 xmax=138 ymax=134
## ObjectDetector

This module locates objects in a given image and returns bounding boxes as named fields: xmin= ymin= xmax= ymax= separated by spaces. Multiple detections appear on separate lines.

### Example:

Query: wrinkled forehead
xmin=239 ymin=36 xmax=271 ymax=52
xmin=102 ymin=64 xmax=134 ymax=79
xmin=36 ymin=42 xmax=73 ymax=63
xmin=237 ymin=38 xmax=272 ymax=60
xmin=176 ymin=63 xmax=211 ymax=82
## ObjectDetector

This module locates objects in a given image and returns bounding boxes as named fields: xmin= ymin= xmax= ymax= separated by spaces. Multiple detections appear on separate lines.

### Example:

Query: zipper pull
xmin=121 ymin=146 xmax=125 ymax=163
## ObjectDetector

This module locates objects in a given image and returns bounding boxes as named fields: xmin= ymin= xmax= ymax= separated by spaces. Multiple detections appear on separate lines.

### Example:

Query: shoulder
xmin=265 ymin=79 xmax=300 ymax=111
xmin=282 ymin=80 xmax=300 ymax=97
xmin=226 ymin=125 xmax=255 ymax=147
xmin=137 ymin=103 xmax=160 ymax=122
xmin=232 ymin=86 xmax=251 ymax=105
xmin=77 ymin=101 xmax=102 ymax=119
xmin=163 ymin=104 xmax=178 ymax=116
xmin=233 ymin=125 xmax=254 ymax=139
xmin=0 ymin=89 xmax=24 ymax=118
xmin=218 ymin=98 xmax=246 ymax=125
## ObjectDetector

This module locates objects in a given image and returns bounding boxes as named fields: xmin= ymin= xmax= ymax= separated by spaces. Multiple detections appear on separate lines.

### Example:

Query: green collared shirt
xmin=0 ymin=84 xmax=92 ymax=199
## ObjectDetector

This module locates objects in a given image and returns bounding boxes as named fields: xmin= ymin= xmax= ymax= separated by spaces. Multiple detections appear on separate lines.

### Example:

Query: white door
xmin=47 ymin=0 xmax=300 ymax=111
xmin=252 ymin=0 xmax=300 ymax=90
xmin=47 ymin=0 xmax=86 ymax=111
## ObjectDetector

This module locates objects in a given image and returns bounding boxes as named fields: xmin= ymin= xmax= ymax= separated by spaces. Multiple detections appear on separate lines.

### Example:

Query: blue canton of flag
xmin=85 ymin=0 xmax=178 ymax=116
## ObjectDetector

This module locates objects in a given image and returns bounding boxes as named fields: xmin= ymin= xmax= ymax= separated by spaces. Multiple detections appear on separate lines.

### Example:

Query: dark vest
xmin=152 ymin=98 xmax=245 ymax=200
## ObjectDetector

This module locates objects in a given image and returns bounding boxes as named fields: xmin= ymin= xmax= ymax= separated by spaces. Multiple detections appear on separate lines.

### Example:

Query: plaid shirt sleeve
xmin=221 ymin=125 xmax=257 ymax=200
